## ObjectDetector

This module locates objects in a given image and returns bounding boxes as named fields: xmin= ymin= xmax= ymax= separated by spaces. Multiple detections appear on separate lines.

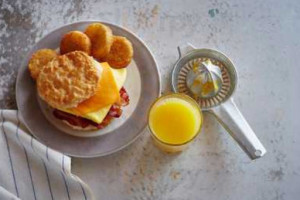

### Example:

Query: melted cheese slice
xmin=59 ymin=62 xmax=127 ymax=123
xmin=71 ymin=62 xmax=120 ymax=115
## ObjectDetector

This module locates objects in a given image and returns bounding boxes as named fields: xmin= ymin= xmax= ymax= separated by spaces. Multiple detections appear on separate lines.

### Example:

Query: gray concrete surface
xmin=1 ymin=0 xmax=299 ymax=199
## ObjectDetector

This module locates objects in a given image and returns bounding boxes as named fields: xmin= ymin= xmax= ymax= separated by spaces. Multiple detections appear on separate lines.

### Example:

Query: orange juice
xmin=148 ymin=94 xmax=202 ymax=152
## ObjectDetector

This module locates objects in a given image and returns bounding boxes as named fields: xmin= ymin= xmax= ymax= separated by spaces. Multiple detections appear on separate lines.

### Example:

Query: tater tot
xmin=60 ymin=31 xmax=91 ymax=55
xmin=84 ymin=23 xmax=113 ymax=60
xmin=103 ymin=36 xmax=133 ymax=68
xmin=28 ymin=49 xmax=58 ymax=80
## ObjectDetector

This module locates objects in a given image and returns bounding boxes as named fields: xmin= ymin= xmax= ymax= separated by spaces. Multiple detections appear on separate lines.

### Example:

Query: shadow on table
xmin=71 ymin=112 xmax=234 ymax=197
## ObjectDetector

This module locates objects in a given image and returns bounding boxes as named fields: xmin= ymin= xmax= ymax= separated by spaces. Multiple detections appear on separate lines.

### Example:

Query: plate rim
xmin=16 ymin=20 xmax=161 ymax=158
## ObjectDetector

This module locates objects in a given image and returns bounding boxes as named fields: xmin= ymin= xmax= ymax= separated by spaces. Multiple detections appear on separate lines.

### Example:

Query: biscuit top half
xmin=37 ymin=51 xmax=101 ymax=109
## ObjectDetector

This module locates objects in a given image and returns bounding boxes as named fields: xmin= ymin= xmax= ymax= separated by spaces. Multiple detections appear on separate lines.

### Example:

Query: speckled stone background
xmin=1 ymin=0 xmax=299 ymax=199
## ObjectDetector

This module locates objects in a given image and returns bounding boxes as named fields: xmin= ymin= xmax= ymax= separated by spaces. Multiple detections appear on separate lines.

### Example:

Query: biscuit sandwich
xmin=36 ymin=51 xmax=129 ymax=130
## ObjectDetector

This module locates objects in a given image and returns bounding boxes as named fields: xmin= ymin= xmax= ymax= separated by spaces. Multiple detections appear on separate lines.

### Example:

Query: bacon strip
xmin=120 ymin=87 xmax=130 ymax=106
xmin=108 ymin=104 xmax=122 ymax=118
xmin=53 ymin=87 xmax=129 ymax=129
xmin=53 ymin=109 xmax=91 ymax=128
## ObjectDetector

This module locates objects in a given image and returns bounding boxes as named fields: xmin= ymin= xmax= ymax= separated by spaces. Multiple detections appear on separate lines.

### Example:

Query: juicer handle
xmin=210 ymin=98 xmax=267 ymax=160
xmin=177 ymin=43 xmax=196 ymax=58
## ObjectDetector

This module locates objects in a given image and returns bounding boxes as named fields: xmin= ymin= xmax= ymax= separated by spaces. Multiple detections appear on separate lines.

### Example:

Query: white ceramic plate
xmin=16 ymin=21 xmax=160 ymax=157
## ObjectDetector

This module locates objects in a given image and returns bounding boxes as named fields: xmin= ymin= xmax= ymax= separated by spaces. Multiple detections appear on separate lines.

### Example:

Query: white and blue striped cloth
xmin=0 ymin=110 xmax=94 ymax=200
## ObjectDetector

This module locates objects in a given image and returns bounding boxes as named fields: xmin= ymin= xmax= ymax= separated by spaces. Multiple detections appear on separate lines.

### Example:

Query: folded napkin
xmin=0 ymin=110 xmax=93 ymax=200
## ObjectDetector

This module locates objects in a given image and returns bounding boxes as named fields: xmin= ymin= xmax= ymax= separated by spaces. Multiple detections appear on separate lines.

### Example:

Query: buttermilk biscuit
xmin=84 ymin=23 xmax=113 ymax=60
xmin=60 ymin=31 xmax=92 ymax=55
xmin=104 ymin=36 xmax=133 ymax=69
xmin=37 ymin=51 xmax=100 ymax=109
xmin=28 ymin=49 xmax=58 ymax=80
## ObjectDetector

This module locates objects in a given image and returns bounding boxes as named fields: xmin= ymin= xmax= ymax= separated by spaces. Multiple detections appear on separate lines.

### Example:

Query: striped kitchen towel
xmin=0 ymin=110 xmax=94 ymax=200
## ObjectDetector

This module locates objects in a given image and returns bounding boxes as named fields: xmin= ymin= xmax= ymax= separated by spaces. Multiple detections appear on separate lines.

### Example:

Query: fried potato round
xmin=37 ymin=51 xmax=100 ymax=109
xmin=28 ymin=49 xmax=58 ymax=80
xmin=84 ymin=23 xmax=113 ymax=60
xmin=60 ymin=31 xmax=91 ymax=55
xmin=103 ymin=36 xmax=133 ymax=68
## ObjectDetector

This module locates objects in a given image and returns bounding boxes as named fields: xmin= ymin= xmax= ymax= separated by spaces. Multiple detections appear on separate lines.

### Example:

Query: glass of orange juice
xmin=148 ymin=93 xmax=203 ymax=153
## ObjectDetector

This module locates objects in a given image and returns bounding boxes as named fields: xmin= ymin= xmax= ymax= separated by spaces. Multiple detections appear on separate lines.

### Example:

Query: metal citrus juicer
xmin=171 ymin=43 xmax=266 ymax=159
